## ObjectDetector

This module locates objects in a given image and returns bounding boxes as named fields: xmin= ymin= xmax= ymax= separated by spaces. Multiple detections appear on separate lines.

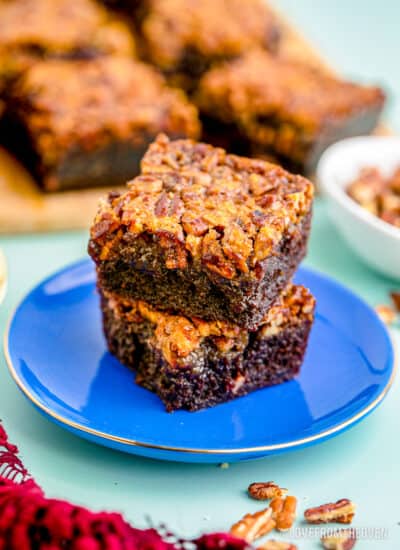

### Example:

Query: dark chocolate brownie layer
xmin=100 ymin=284 xmax=315 ymax=411
xmin=3 ymin=57 xmax=200 ymax=191
xmin=89 ymin=135 xmax=313 ymax=329
xmin=195 ymin=49 xmax=385 ymax=174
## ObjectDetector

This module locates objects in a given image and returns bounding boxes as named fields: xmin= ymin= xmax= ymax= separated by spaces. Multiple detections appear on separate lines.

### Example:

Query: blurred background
xmin=276 ymin=0 xmax=400 ymax=130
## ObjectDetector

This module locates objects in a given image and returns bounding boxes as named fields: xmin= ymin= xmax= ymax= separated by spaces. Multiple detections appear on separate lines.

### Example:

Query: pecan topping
xmin=258 ymin=541 xmax=297 ymax=550
xmin=139 ymin=0 xmax=280 ymax=71
xmin=196 ymin=50 xmax=384 ymax=169
xmin=230 ymin=508 xmax=275 ymax=542
xmin=321 ymin=528 xmax=357 ymax=550
xmin=304 ymin=499 xmax=355 ymax=525
xmin=375 ymin=304 xmax=396 ymax=325
xmin=270 ymin=496 xmax=297 ymax=532
xmin=248 ymin=482 xmax=288 ymax=501
xmin=104 ymin=284 xmax=314 ymax=367
xmin=112 ymin=134 xmax=312 ymax=277
xmin=13 ymin=61 xmax=200 ymax=173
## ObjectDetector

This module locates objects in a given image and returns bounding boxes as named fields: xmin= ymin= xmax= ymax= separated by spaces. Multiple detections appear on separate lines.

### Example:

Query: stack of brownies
xmin=89 ymin=134 xmax=316 ymax=411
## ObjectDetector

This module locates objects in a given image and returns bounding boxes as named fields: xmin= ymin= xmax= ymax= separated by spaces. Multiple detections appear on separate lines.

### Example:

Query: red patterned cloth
xmin=0 ymin=423 xmax=248 ymax=550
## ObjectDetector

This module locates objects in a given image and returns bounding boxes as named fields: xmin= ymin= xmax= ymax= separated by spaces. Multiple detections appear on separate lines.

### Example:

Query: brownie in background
xmin=0 ymin=0 xmax=136 ymax=95
xmin=89 ymin=135 xmax=313 ymax=329
xmin=195 ymin=50 xmax=385 ymax=174
xmin=108 ymin=0 xmax=281 ymax=90
xmin=101 ymin=284 xmax=315 ymax=411
xmin=2 ymin=58 xmax=200 ymax=191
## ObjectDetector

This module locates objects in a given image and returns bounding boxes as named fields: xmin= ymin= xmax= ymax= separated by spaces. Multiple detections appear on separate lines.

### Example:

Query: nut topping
xmin=248 ymin=482 xmax=288 ymax=501
xmin=375 ymin=304 xmax=396 ymax=325
xmin=304 ymin=499 xmax=355 ymax=525
xmin=321 ymin=528 xmax=357 ymax=550
xmin=270 ymin=496 xmax=297 ymax=532
xmin=230 ymin=508 xmax=276 ymax=542
xmin=347 ymin=166 xmax=400 ymax=229
xmin=258 ymin=541 xmax=297 ymax=550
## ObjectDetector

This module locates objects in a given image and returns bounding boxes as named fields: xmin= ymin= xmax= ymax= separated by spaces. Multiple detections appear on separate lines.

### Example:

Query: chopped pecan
xmin=181 ymin=213 xmax=209 ymax=236
xmin=375 ymin=304 xmax=396 ymax=325
xmin=270 ymin=496 xmax=297 ymax=532
xmin=321 ymin=528 xmax=357 ymax=550
xmin=202 ymin=229 xmax=236 ymax=279
xmin=347 ymin=165 xmax=400 ymax=228
xmin=230 ymin=508 xmax=276 ymax=542
xmin=222 ymin=222 xmax=252 ymax=273
xmin=253 ymin=223 xmax=281 ymax=263
xmin=304 ymin=499 xmax=355 ymax=524
xmin=157 ymin=230 xmax=187 ymax=270
xmin=248 ymin=482 xmax=288 ymax=501
xmin=390 ymin=291 xmax=400 ymax=312
xmin=258 ymin=541 xmax=297 ymax=550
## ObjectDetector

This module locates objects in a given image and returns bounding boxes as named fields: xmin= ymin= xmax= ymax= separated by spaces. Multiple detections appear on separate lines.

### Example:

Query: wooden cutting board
xmin=0 ymin=8 xmax=388 ymax=234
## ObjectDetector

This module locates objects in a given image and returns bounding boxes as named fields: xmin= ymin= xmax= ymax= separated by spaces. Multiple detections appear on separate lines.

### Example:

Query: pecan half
xmin=321 ymin=528 xmax=357 ymax=550
xmin=248 ymin=482 xmax=288 ymax=501
xmin=375 ymin=304 xmax=396 ymax=325
xmin=270 ymin=496 xmax=297 ymax=531
xmin=304 ymin=499 xmax=355 ymax=524
xmin=258 ymin=541 xmax=297 ymax=550
xmin=230 ymin=508 xmax=276 ymax=542
xmin=390 ymin=291 xmax=400 ymax=312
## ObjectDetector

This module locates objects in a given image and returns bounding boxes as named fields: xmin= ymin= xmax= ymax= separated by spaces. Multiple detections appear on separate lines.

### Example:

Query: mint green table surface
xmin=1 ymin=2 xmax=399 ymax=548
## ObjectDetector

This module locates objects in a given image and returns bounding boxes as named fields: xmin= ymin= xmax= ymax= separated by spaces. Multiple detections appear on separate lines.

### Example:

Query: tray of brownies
xmin=0 ymin=0 xmax=387 ymax=232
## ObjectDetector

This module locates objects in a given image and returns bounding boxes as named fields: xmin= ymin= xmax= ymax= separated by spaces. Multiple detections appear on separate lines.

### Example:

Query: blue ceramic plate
xmin=5 ymin=259 xmax=395 ymax=463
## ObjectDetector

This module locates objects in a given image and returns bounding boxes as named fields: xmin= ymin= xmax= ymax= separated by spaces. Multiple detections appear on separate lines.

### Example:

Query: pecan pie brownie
xmin=112 ymin=0 xmax=281 ymax=90
xmin=195 ymin=50 xmax=385 ymax=173
xmin=2 ymin=58 xmax=200 ymax=191
xmin=0 ymin=0 xmax=136 ymax=95
xmin=89 ymin=135 xmax=313 ymax=329
xmin=101 ymin=284 xmax=315 ymax=411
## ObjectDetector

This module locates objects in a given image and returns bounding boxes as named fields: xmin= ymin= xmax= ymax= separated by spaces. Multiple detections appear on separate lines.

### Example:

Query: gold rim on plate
xmin=3 ymin=300 xmax=397 ymax=456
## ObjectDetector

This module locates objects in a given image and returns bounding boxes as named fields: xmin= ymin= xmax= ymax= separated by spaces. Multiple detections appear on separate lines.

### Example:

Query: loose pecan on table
xmin=304 ymin=499 xmax=355 ymax=524
xmin=230 ymin=508 xmax=276 ymax=542
xmin=321 ymin=528 xmax=357 ymax=550
xmin=270 ymin=496 xmax=297 ymax=531
xmin=257 ymin=540 xmax=297 ymax=550
xmin=248 ymin=482 xmax=288 ymax=501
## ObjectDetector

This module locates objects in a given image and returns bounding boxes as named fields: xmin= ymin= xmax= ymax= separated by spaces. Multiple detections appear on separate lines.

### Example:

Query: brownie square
xmin=2 ymin=57 xmax=200 ymax=191
xmin=89 ymin=135 xmax=313 ymax=329
xmin=195 ymin=50 xmax=385 ymax=173
xmin=121 ymin=0 xmax=281 ymax=90
xmin=0 ymin=0 xmax=136 ymax=94
xmin=101 ymin=284 xmax=316 ymax=411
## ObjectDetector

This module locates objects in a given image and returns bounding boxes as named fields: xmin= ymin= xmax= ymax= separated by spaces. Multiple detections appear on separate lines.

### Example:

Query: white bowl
xmin=317 ymin=136 xmax=400 ymax=280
